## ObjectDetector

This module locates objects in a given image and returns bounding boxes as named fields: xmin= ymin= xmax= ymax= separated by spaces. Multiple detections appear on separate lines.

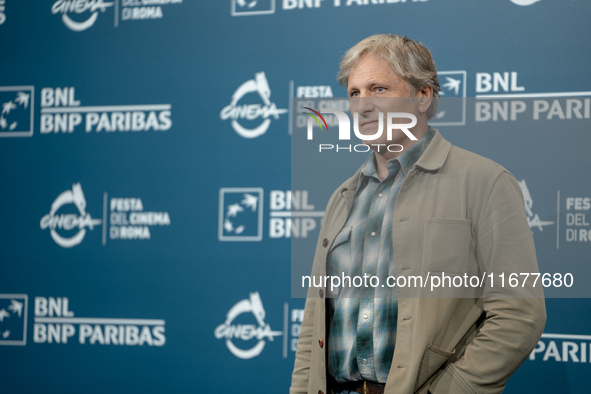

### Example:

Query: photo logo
xmin=0 ymin=86 xmax=34 ymax=137
xmin=40 ymin=183 xmax=102 ymax=248
xmin=214 ymin=292 xmax=282 ymax=359
xmin=303 ymin=106 xmax=417 ymax=153
xmin=0 ymin=295 xmax=28 ymax=346
xmin=220 ymin=72 xmax=287 ymax=138
xmin=218 ymin=188 xmax=263 ymax=241
xmin=231 ymin=0 xmax=275 ymax=16
xmin=303 ymin=107 xmax=328 ymax=131
xmin=52 ymin=0 xmax=113 ymax=32
xmin=519 ymin=179 xmax=554 ymax=231
xmin=305 ymin=108 xmax=416 ymax=141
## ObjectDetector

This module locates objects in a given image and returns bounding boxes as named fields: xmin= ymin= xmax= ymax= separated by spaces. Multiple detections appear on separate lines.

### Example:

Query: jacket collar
xmin=339 ymin=128 xmax=451 ymax=204
xmin=358 ymin=126 xmax=436 ymax=185
xmin=340 ymin=167 xmax=361 ymax=211
xmin=413 ymin=128 xmax=451 ymax=171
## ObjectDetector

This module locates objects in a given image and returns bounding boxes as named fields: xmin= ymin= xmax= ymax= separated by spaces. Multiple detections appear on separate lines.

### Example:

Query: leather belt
xmin=331 ymin=380 xmax=386 ymax=394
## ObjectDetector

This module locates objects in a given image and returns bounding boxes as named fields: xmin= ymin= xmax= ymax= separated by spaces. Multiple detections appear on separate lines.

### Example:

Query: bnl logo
xmin=0 ymin=86 xmax=34 ymax=137
xmin=219 ymin=188 xmax=264 ymax=241
xmin=0 ymin=295 xmax=28 ymax=346
xmin=431 ymin=71 xmax=466 ymax=127
xmin=231 ymin=0 xmax=275 ymax=16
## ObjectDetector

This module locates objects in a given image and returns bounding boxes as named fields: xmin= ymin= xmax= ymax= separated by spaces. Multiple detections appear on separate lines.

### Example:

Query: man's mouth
xmin=360 ymin=120 xmax=378 ymax=127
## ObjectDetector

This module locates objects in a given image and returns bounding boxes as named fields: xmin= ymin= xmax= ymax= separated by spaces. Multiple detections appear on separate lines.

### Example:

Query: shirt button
xmin=363 ymin=313 xmax=369 ymax=320
xmin=362 ymin=359 xmax=367 ymax=365
xmin=322 ymin=238 xmax=328 ymax=247
xmin=371 ymin=232 xmax=376 ymax=237
xmin=378 ymin=193 xmax=383 ymax=198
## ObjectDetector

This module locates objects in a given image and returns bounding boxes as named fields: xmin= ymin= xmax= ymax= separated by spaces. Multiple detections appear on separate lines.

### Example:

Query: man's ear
xmin=417 ymin=86 xmax=433 ymax=115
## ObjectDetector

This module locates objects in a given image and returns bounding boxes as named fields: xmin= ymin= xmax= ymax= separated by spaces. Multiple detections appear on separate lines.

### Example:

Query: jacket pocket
xmin=422 ymin=218 xmax=471 ymax=274
xmin=415 ymin=344 xmax=456 ymax=391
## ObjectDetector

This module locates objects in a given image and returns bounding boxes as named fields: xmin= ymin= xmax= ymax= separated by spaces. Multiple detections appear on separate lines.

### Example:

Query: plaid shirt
xmin=327 ymin=127 xmax=435 ymax=383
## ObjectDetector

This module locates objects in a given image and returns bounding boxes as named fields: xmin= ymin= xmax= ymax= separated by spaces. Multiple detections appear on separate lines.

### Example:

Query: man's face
xmin=347 ymin=53 xmax=424 ymax=147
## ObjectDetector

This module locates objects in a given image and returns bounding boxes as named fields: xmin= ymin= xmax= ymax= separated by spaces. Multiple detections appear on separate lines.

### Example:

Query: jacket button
xmin=318 ymin=339 xmax=324 ymax=348
xmin=322 ymin=238 xmax=328 ymax=247
xmin=319 ymin=289 xmax=324 ymax=298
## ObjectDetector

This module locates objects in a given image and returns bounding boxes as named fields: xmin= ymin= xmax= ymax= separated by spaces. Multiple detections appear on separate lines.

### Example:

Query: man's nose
xmin=353 ymin=95 xmax=376 ymax=115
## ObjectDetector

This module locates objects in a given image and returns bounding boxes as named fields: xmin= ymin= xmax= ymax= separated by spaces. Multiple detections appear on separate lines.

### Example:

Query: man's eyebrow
xmin=372 ymin=79 xmax=397 ymax=87
xmin=348 ymin=81 xmax=393 ymax=92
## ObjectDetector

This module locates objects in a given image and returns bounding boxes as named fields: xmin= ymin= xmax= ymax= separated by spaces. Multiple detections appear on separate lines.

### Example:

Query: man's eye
xmin=350 ymin=92 xmax=359 ymax=97
xmin=376 ymin=87 xmax=385 ymax=92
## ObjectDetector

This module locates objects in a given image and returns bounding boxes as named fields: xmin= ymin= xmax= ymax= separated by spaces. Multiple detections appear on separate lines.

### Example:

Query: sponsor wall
xmin=0 ymin=0 xmax=590 ymax=393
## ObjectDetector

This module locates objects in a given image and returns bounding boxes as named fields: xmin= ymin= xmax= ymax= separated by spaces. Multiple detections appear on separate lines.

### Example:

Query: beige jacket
xmin=290 ymin=129 xmax=546 ymax=394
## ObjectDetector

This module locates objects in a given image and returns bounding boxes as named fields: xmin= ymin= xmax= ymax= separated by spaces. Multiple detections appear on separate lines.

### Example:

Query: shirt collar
xmin=357 ymin=126 xmax=436 ymax=186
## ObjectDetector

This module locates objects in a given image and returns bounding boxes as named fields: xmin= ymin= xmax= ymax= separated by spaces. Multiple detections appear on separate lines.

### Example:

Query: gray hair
xmin=337 ymin=34 xmax=441 ymax=119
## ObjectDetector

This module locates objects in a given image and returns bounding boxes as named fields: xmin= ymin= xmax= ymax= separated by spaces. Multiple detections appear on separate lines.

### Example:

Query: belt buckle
xmin=363 ymin=381 xmax=367 ymax=394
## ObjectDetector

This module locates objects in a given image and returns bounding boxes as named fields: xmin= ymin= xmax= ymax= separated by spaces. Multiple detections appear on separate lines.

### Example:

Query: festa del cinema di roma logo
xmin=52 ymin=0 xmax=113 ymax=32
xmin=51 ymin=0 xmax=183 ymax=31
xmin=214 ymin=292 xmax=282 ymax=359
xmin=220 ymin=72 xmax=287 ymax=139
xmin=39 ymin=183 xmax=102 ymax=248
xmin=40 ymin=183 xmax=171 ymax=247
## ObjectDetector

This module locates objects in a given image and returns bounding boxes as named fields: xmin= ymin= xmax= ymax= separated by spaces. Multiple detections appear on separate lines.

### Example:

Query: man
xmin=290 ymin=34 xmax=546 ymax=394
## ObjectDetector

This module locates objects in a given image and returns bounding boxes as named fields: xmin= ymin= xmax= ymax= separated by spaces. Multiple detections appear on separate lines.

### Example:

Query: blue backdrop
xmin=0 ymin=0 xmax=590 ymax=393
